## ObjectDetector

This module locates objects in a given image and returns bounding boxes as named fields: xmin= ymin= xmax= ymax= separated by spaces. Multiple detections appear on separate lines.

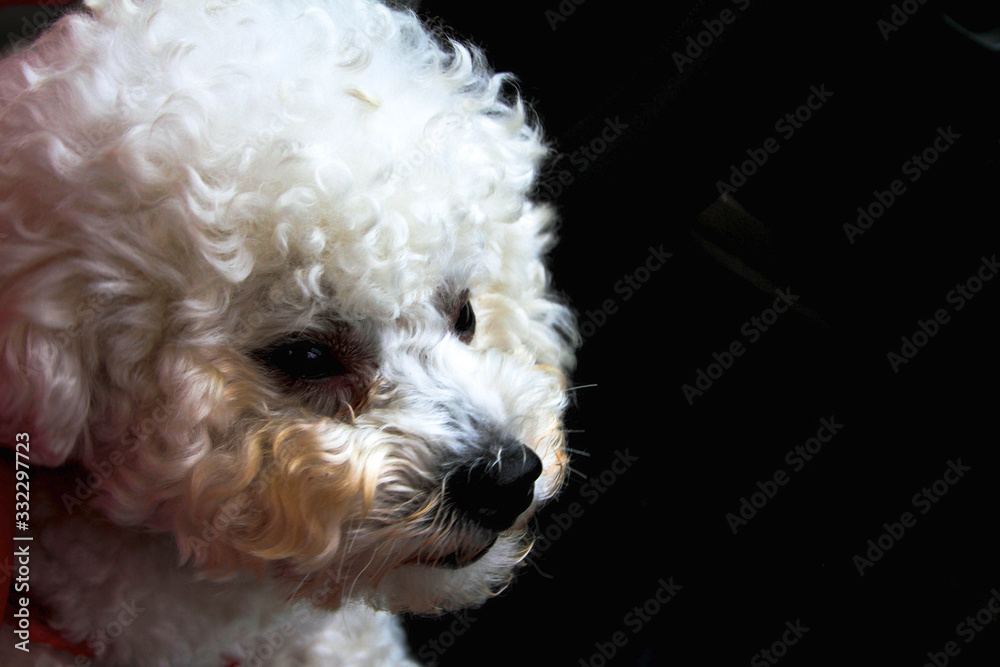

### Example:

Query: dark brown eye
xmin=454 ymin=299 xmax=476 ymax=342
xmin=267 ymin=340 xmax=347 ymax=380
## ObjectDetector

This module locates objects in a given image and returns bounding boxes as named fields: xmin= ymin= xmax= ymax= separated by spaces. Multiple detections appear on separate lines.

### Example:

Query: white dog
xmin=0 ymin=0 xmax=576 ymax=664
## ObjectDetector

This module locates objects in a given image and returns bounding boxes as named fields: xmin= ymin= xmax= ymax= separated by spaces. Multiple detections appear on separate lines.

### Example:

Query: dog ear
xmin=0 ymin=318 xmax=92 ymax=467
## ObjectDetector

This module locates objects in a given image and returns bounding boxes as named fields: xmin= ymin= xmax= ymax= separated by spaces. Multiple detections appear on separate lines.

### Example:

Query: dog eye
xmin=267 ymin=340 xmax=347 ymax=380
xmin=453 ymin=299 xmax=476 ymax=342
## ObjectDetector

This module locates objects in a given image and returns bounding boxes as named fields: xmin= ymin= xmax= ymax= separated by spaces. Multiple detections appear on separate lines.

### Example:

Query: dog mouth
xmin=403 ymin=534 xmax=499 ymax=569
xmin=400 ymin=494 xmax=540 ymax=570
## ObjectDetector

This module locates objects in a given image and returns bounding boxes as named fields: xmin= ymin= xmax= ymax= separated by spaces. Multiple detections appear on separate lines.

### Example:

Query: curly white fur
xmin=0 ymin=0 xmax=576 ymax=664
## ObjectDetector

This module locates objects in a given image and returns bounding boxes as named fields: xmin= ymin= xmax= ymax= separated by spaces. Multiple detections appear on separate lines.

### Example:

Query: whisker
xmin=566 ymin=383 xmax=597 ymax=392
xmin=346 ymin=547 xmax=380 ymax=602
xmin=288 ymin=572 xmax=310 ymax=600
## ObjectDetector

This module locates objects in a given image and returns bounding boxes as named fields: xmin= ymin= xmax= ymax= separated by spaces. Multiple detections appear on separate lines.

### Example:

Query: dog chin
xmin=368 ymin=531 xmax=534 ymax=614
xmin=378 ymin=498 xmax=542 ymax=609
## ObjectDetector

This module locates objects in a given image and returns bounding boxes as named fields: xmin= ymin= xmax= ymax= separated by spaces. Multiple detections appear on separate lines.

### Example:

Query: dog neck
xmin=0 ymin=453 xmax=314 ymax=665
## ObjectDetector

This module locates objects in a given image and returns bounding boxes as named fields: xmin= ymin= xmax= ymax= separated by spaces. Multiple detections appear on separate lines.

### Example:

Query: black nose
xmin=446 ymin=444 xmax=543 ymax=531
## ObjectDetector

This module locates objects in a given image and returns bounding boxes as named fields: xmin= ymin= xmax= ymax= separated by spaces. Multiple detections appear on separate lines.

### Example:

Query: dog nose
xmin=446 ymin=444 xmax=543 ymax=531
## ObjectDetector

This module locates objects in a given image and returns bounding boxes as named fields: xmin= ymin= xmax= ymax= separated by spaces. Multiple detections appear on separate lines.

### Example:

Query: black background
xmin=404 ymin=1 xmax=1000 ymax=666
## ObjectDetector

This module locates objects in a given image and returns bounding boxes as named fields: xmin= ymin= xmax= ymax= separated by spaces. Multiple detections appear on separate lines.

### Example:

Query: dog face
xmin=0 ymin=0 xmax=576 ymax=612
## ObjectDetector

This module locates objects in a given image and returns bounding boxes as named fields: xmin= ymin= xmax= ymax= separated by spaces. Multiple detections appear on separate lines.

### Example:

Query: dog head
xmin=0 ymin=0 xmax=576 ymax=612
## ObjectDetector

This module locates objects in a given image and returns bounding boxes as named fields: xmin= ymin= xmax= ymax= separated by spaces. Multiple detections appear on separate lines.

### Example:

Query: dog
xmin=0 ymin=0 xmax=577 ymax=663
